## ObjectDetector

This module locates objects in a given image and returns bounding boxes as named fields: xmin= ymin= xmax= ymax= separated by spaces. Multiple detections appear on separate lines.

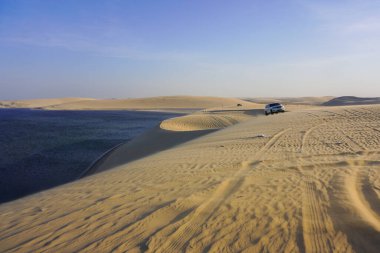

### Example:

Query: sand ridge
xmin=244 ymin=96 xmax=335 ymax=105
xmin=0 ymin=97 xmax=95 ymax=109
xmin=0 ymin=96 xmax=258 ymax=111
xmin=161 ymin=114 xmax=240 ymax=131
xmin=85 ymin=107 xmax=264 ymax=175
xmin=323 ymin=96 xmax=380 ymax=106
xmin=160 ymin=113 xmax=247 ymax=131
xmin=1 ymin=105 xmax=380 ymax=252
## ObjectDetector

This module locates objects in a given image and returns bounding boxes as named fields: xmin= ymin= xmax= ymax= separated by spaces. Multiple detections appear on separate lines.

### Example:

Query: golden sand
xmin=0 ymin=96 xmax=255 ymax=111
xmin=1 ymin=103 xmax=379 ymax=252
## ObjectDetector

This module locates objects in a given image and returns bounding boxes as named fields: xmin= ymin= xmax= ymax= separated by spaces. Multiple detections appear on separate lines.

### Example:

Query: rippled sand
xmin=1 ymin=105 xmax=380 ymax=252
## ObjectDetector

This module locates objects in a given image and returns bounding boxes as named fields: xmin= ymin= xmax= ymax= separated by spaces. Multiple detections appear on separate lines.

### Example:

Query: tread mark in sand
xmin=152 ymin=128 xmax=291 ymax=252
xmin=300 ymin=125 xmax=337 ymax=253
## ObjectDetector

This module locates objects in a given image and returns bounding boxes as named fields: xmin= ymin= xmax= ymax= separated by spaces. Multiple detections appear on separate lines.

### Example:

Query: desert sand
xmin=0 ymin=96 xmax=255 ymax=112
xmin=323 ymin=96 xmax=380 ymax=106
xmin=244 ymin=96 xmax=335 ymax=105
xmin=0 ymin=97 xmax=95 ymax=109
xmin=1 ymin=103 xmax=380 ymax=252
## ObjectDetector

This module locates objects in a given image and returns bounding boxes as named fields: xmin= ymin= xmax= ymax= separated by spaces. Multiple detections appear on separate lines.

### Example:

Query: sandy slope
xmin=161 ymin=114 xmax=244 ymax=131
xmin=84 ymin=108 xmax=263 ymax=176
xmin=323 ymin=96 xmax=380 ymax=106
xmin=0 ymin=96 xmax=256 ymax=111
xmin=244 ymin=96 xmax=335 ymax=105
xmin=159 ymin=108 xmax=262 ymax=131
xmin=1 ymin=105 xmax=380 ymax=252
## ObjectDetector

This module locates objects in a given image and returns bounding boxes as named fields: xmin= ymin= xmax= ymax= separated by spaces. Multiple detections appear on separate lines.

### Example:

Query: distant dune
xmin=323 ymin=96 xmax=380 ymax=106
xmin=0 ymin=96 xmax=256 ymax=111
xmin=0 ymin=97 xmax=94 ymax=109
xmin=243 ymin=96 xmax=334 ymax=105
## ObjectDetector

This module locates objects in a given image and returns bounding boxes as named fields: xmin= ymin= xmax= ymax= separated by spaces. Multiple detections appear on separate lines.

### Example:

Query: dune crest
xmin=244 ymin=96 xmax=334 ymax=105
xmin=160 ymin=114 xmax=247 ymax=131
xmin=1 ymin=96 xmax=257 ymax=111
xmin=0 ymin=97 xmax=94 ymax=109
xmin=323 ymin=96 xmax=380 ymax=106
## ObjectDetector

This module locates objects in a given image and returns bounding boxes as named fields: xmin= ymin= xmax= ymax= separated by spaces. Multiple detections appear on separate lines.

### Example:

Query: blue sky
xmin=1 ymin=0 xmax=380 ymax=99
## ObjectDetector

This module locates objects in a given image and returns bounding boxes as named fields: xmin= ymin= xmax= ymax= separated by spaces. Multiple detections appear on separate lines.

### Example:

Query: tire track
xmin=346 ymin=158 xmax=380 ymax=232
xmin=300 ymin=123 xmax=326 ymax=154
xmin=256 ymin=128 xmax=292 ymax=157
xmin=329 ymin=123 xmax=365 ymax=153
xmin=299 ymin=109 xmax=379 ymax=252
xmin=79 ymin=197 xmax=202 ymax=252
xmin=326 ymin=153 xmax=380 ymax=252
xmin=147 ymin=128 xmax=291 ymax=252
xmin=301 ymin=175 xmax=335 ymax=253
xmin=327 ymin=108 xmax=375 ymax=152
xmin=149 ymin=172 xmax=249 ymax=252
xmin=299 ymin=123 xmax=340 ymax=253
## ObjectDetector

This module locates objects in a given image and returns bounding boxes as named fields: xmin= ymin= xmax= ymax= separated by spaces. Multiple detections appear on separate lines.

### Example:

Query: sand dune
xmin=86 ymin=108 xmax=263 ymax=175
xmin=160 ymin=114 xmax=240 ymax=131
xmin=323 ymin=96 xmax=380 ymax=106
xmin=0 ymin=96 xmax=256 ymax=111
xmin=0 ymin=97 xmax=95 ymax=109
xmin=44 ymin=96 xmax=255 ymax=111
xmin=1 ymin=105 xmax=380 ymax=252
xmin=83 ymin=126 xmax=216 ymax=176
xmin=160 ymin=114 xmax=247 ymax=131
xmin=244 ymin=96 xmax=334 ymax=105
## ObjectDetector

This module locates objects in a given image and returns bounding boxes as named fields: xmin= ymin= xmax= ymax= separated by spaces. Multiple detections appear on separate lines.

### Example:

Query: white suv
xmin=264 ymin=103 xmax=285 ymax=115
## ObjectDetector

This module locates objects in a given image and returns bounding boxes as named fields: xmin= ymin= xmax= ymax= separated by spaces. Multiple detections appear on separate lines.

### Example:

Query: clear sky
xmin=1 ymin=0 xmax=379 ymax=99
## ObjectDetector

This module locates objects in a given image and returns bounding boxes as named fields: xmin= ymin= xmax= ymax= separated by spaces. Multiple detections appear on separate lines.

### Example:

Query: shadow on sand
xmin=81 ymin=126 xmax=216 ymax=177
xmin=81 ymin=108 xmax=264 ymax=177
